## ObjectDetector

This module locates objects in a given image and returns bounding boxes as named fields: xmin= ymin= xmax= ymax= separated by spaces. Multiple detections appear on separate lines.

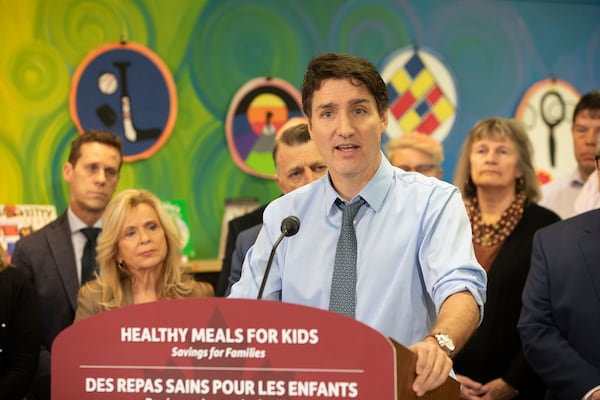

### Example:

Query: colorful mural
xmin=1 ymin=0 xmax=599 ymax=259
xmin=70 ymin=41 xmax=178 ymax=161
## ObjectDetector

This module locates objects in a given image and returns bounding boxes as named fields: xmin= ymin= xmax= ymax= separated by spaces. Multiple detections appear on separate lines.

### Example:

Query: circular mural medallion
xmin=69 ymin=42 xmax=177 ymax=162
xmin=380 ymin=47 xmax=458 ymax=148
xmin=515 ymin=78 xmax=580 ymax=184
xmin=225 ymin=77 xmax=303 ymax=179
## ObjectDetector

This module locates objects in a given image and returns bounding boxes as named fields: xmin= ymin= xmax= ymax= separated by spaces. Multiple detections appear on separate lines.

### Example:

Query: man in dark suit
xmin=224 ymin=224 xmax=262 ymax=296
xmin=216 ymin=120 xmax=327 ymax=296
xmin=519 ymin=208 xmax=600 ymax=400
xmin=216 ymin=204 xmax=265 ymax=296
xmin=11 ymin=130 xmax=122 ymax=400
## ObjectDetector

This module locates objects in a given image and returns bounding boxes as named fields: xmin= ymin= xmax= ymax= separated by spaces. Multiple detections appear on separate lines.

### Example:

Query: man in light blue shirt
xmin=229 ymin=52 xmax=487 ymax=397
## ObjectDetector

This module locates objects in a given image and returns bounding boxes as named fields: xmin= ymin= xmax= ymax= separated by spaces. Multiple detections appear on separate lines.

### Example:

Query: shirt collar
xmin=324 ymin=151 xmax=393 ymax=215
xmin=570 ymin=169 xmax=586 ymax=187
xmin=67 ymin=207 xmax=102 ymax=234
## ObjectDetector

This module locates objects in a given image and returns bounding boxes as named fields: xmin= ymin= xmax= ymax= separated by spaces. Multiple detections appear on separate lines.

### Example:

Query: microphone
xmin=281 ymin=215 xmax=300 ymax=237
xmin=257 ymin=216 xmax=301 ymax=300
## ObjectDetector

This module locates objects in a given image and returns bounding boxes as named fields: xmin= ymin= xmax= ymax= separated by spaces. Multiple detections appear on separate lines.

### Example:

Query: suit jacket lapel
xmin=47 ymin=213 xmax=80 ymax=310
xmin=578 ymin=211 xmax=600 ymax=306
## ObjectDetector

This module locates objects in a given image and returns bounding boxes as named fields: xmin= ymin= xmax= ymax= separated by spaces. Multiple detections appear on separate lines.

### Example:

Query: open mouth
xmin=336 ymin=144 xmax=359 ymax=152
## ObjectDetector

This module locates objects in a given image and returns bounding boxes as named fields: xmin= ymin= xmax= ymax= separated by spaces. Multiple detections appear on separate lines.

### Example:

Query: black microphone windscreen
xmin=281 ymin=216 xmax=300 ymax=237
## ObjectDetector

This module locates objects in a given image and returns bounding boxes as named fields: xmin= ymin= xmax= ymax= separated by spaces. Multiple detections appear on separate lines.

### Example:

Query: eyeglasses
xmin=397 ymin=164 xmax=439 ymax=174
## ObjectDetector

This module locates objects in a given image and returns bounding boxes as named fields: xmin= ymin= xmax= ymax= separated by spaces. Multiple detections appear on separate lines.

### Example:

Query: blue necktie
xmin=329 ymin=198 xmax=366 ymax=318
xmin=81 ymin=227 xmax=101 ymax=284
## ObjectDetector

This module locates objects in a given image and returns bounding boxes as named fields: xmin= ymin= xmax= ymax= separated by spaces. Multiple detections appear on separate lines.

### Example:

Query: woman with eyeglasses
xmin=385 ymin=132 xmax=444 ymax=179
xmin=452 ymin=118 xmax=560 ymax=400
xmin=74 ymin=189 xmax=213 ymax=322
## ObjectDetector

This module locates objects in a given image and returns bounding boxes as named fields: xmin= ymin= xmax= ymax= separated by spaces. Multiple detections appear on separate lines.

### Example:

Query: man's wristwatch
xmin=425 ymin=332 xmax=455 ymax=356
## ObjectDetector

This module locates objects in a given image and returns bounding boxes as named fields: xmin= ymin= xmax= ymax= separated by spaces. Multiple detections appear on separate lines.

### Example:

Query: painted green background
xmin=1 ymin=0 xmax=599 ymax=260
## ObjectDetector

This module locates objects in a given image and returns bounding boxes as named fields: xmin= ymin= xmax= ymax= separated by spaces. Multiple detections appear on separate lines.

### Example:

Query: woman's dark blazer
xmin=453 ymin=203 xmax=560 ymax=399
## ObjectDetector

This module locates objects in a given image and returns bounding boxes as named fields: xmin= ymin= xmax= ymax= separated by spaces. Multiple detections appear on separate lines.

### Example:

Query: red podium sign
xmin=52 ymin=298 xmax=457 ymax=399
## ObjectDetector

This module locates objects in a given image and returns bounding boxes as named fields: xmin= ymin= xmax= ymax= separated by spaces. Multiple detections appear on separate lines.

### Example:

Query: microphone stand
xmin=257 ymin=216 xmax=300 ymax=300
xmin=257 ymin=233 xmax=286 ymax=300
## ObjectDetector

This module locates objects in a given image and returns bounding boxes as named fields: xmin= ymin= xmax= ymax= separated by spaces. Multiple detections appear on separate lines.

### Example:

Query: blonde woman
xmin=452 ymin=118 xmax=560 ymax=400
xmin=75 ymin=189 xmax=213 ymax=321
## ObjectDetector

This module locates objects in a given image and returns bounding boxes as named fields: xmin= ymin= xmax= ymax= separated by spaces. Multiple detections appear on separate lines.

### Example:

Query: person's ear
xmin=516 ymin=167 xmax=523 ymax=179
xmin=63 ymin=162 xmax=73 ymax=183
xmin=380 ymin=110 xmax=389 ymax=132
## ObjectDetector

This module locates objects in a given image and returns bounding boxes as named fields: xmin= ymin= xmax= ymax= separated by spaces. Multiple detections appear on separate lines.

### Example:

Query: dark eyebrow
xmin=287 ymin=166 xmax=303 ymax=175
xmin=349 ymin=98 xmax=370 ymax=106
xmin=316 ymin=102 xmax=336 ymax=111
xmin=316 ymin=98 xmax=370 ymax=111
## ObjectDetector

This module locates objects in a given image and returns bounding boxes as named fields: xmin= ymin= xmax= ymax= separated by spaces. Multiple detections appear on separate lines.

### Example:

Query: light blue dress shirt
xmin=230 ymin=155 xmax=487 ymax=347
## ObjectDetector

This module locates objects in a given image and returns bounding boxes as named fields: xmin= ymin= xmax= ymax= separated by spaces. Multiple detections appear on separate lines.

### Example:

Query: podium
xmin=52 ymin=298 xmax=458 ymax=399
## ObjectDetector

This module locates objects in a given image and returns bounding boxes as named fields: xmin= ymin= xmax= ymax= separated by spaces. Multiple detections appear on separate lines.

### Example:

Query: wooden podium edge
xmin=388 ymin=337 xmax=460 ymax=400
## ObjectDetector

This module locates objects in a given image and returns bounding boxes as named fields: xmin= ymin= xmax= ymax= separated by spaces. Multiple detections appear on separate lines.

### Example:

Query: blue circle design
xmin=73 ymin=48 xmax=172 ymax=159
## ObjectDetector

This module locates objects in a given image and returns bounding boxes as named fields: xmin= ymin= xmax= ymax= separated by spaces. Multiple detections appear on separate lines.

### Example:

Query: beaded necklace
xmin=466 ymin=193 xmax=526 ymax=247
